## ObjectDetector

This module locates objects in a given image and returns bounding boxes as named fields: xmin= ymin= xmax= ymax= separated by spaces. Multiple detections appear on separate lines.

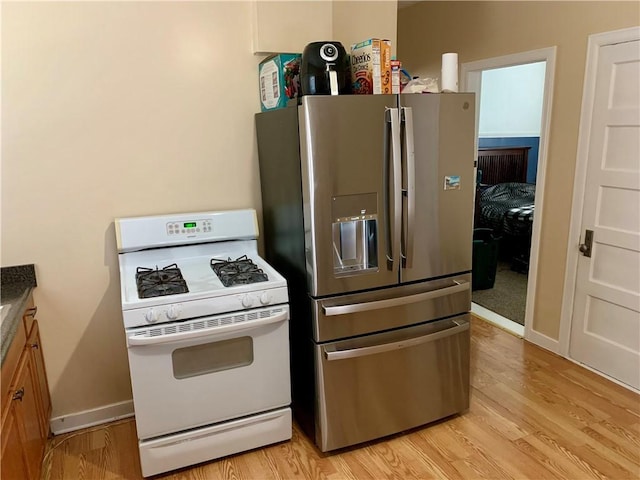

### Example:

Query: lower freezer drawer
xmin=314 ymin=315 xmax=470 ymax=451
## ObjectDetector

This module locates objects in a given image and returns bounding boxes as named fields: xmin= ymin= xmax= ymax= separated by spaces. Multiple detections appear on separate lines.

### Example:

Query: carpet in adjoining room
xmin=472 ymin=260 xmax=528 ymax=325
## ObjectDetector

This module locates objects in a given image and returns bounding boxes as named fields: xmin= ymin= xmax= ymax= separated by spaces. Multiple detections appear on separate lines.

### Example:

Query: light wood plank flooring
xmin=42 ymin=317 xmax=640 ymax=479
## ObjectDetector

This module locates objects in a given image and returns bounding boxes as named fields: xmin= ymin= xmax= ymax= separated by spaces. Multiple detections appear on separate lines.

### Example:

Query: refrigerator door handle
xmin=401 ymin=107 xmax=416 ymax=269
xmin=383 ymin=107 xmax=392 ymax=268
xmin=322 ymin=279 xmax=469 ymax=316
xmin=323 ymin=319 xmax=469 ymax=360
xmin=385 ymin=107 xmax=402 ymax=271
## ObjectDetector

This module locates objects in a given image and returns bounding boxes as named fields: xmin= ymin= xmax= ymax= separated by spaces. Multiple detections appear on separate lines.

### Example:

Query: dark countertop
xmin=1 ymin=265 xmax=37 ymax=365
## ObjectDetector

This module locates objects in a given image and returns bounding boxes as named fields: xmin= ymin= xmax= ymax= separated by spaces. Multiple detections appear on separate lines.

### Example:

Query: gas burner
xmin=136 ymin=263 xmax=189 ymax=299
xmin=210 ymin=255 xmax=269 ymax=287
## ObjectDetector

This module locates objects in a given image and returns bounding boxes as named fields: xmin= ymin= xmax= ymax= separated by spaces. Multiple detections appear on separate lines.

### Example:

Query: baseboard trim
xmin=50 ymin=400 xmax=134 ymax=435
xmin=471 ymin=303 xmax=525 ymax=338
xmin=567 ymin=357 xmax=640 ymax=395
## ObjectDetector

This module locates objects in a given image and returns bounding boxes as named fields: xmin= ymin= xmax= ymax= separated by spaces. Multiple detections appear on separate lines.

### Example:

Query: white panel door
xmin=569 ymin=39 xmax=640 ymax=389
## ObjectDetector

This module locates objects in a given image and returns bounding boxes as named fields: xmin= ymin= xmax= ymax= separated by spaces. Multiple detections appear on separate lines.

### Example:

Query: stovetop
xmin=118 ymin=241 xmax=287 ymax=310
xmin=133 ymin=256 xmax=272 ymax=300
xmin=116 ymin=210 xmax=289 ymax=329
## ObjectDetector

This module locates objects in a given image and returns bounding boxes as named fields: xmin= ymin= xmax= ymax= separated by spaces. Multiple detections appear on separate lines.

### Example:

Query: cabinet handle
xmin=30 ymin=343 xmax=39 ymax=350
xmin=13 ymin=387 xmax=25 ymax=401
xmin=26 ymin=306 xmax=38 ymax=318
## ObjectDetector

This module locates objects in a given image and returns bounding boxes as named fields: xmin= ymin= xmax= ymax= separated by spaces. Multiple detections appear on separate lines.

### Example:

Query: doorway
xmin=461 ymin=47 xmax=557 ymax=339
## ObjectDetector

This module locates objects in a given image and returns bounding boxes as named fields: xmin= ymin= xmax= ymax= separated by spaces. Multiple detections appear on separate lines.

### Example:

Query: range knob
xmin=144 ymin=309 xmax=159 ymax=323
xmin=259 ymin=292 xmax=272 ymax=305
xmin=166 ymin=304 xmax=182 ymax=320
xmin=241 ymin=295 xmax=254 ymax=308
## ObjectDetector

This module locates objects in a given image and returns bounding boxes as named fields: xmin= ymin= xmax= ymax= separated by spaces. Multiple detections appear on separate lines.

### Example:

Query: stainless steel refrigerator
xmin=256 ymin=93 xmax=475 ymax=452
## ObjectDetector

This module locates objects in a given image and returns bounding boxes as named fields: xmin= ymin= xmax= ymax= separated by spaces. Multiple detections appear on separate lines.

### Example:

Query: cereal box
xmin=350 ymin=39 xmax=392 ymax=94
xmin=258 ymin=53 xmax=301 ymax=111
xmin=391 ymin=59 xmax=402 ymax=94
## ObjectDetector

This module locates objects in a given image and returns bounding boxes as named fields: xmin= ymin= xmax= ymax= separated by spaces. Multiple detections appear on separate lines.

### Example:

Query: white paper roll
xmin=441 ymin=52 xmax=459 ymax=93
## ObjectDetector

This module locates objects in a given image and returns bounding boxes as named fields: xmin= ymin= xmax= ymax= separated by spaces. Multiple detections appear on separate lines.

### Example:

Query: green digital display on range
xmin=184 ymin=222 xmax=196 ymax=228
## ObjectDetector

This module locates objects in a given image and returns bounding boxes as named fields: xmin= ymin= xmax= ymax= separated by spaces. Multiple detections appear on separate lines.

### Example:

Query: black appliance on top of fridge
xmin=255 ymin=93 xmax=475 ymax=452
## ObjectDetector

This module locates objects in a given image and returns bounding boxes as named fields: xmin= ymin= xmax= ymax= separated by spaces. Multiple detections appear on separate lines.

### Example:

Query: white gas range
xmin=115 ymin=209 xmax=292 ymax=478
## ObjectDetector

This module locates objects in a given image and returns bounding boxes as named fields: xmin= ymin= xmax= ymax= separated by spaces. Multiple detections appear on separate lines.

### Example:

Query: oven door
xmin=126 ymin=305 xmax=290 ymax=440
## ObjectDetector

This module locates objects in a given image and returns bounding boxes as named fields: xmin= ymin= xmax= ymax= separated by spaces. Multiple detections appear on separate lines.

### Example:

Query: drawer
xmin=314 ymin=314 xmax=470 ymax=451
xmin=1 ymin=320 xmax=27 ymax=416
xmin=312 ymin=274 xmax=471 ymax=342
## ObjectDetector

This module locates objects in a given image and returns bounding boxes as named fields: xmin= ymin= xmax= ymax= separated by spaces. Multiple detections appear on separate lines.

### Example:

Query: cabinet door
xmin=28 ymin=321 xmax=51 ymax=436
xmin=22 ymin=299 xmax=36 ymax=340
xmin=251 ymin=1 xmax=331 ymax=54
xmin=1 ymin=400 xmax=30 ymax=480
xmin=13 ymin=351 xmax=46 ymax=480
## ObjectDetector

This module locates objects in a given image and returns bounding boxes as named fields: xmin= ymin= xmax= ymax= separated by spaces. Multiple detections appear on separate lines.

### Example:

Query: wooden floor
xmin=42 ymin=317 xmax=640 ymax=480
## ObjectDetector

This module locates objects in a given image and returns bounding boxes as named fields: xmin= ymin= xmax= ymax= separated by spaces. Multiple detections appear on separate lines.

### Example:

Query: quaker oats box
xmin=259 ymin=53 xmax=301 ymax=111
xmin=350 ymin=39 xmax=392 ymax=94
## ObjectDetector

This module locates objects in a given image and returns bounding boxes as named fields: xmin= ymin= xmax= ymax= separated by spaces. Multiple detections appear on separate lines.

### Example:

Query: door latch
xmin=579 ymin=229 xmax=594 ymax=258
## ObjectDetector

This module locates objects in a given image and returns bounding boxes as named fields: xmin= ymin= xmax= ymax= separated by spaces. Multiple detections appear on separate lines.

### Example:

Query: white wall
xmin=479 ymin=62 xmax=546 ymax=137
xmin=2 ymin=1 xmax=263 ymax=419
xmin=1 ymin=0 xmax=398 ymax=426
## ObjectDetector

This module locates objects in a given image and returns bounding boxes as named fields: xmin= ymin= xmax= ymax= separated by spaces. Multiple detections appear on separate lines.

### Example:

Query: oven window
xmin=172 ymin=336 xmax=253 ymax=379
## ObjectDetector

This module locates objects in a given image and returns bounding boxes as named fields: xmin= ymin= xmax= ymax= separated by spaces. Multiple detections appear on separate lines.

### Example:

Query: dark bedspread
xmin=478 ymin=182 xmax=536 ymax=237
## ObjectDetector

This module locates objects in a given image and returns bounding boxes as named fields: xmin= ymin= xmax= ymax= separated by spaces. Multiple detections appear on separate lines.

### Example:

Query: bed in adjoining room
xmin=474 ymin=146 xmax=536 ymax=272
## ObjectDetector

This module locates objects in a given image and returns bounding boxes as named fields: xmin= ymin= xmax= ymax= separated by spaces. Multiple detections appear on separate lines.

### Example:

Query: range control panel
xmin=116 ymin=209 xmax=258 ymax=253
xmin=166 ymin=219 xmax=213 ymax=236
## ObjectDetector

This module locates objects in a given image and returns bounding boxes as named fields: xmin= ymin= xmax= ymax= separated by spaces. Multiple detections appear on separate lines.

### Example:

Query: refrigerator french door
xmin=256 ymin=92 xmax=475 ymax=452
xmin=299 ymin=94 xmax=475 ymax=296
xmin=399 ymin=93 xmax=475 ymax=282
xmin=299 ymin=94 xmax=399 ymax=296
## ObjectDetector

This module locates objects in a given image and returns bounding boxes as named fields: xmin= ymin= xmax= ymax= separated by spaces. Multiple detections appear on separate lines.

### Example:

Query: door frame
xmin=559 ymin=26 xmax=640 ymax=357
xmin=461 ymin=47 xmax=557 ymax=347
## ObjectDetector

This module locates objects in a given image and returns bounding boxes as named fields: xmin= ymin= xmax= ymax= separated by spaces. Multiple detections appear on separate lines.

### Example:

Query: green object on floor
xmin=472 ymin=228 xmax=500 ymax=290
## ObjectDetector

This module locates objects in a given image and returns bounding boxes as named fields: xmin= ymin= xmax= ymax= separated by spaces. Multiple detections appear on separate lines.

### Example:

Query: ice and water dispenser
xmin=332 ymin=193 xmax=379 ymax=276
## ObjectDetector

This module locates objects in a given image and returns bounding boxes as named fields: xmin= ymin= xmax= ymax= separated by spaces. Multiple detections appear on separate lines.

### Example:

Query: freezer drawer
xmin=312 ymin=274 xmax=470 ymax=342
xmin=314 ymin=315 xmax=470 ymax=452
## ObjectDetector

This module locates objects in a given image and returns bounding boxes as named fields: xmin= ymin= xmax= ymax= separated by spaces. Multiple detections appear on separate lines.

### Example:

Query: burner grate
xmin=210 ymin=255 xmax=269 ymax=287
xmin=136 ymin=263 xmax=189 ymax=299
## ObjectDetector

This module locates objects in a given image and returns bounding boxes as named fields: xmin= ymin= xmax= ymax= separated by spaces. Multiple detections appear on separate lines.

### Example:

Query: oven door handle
xmin=322 ymin=280 xmax=469 ymax=316
xmin=127 ymin=310 xmax=288 ymax=347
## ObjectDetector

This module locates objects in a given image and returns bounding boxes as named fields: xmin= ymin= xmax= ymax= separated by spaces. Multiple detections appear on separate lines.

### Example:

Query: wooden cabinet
xmin=28 ymin=322 xmax=51 ymax=436
xmin=250 ymin=1 xmax=398 ymax=57
xmin=1 ymin=402 xmax=30 ymax=479
xmin=1 ymin=296 xmax=51 ymax=480
xmin=251 ymin=0 xmax=332 ymax=54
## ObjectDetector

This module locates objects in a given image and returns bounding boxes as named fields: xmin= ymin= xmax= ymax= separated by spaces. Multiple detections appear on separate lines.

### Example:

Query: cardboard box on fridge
xmin=258 ymin=53 xmax=301 ymax=111
xmin=391 ymin=59 xmax=402 ymax=94
xmin=350 ymin=39 xmax=391 ymax=94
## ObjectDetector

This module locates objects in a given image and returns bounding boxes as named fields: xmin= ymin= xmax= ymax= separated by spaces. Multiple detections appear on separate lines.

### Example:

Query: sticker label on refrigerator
xmin=444 ymin=175 xmax=461 ymax=190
